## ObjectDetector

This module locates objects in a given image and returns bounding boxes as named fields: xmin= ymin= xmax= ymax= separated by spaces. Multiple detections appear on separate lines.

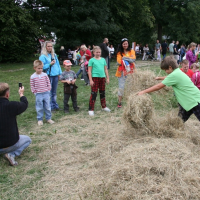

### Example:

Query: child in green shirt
xmin=138 ymin=56 xmax=200 ymax=122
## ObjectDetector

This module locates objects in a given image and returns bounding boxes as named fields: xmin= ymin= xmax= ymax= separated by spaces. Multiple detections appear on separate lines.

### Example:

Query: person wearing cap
xmin=59 ymin=60 xmax=79 ymax=113
xmin=115 ymin=38 xmax=136 ymax=108
xmin=0 ymin=83 xmax=31 ymax=166
xmin=39 ymin=41 xmax=62 ymax=111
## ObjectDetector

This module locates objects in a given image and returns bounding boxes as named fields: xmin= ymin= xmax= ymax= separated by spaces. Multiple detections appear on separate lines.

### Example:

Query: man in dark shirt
xmin=0 ymin=83 xmax=31 ymax=166
xmin=173 ymin=41 xmax=179 ymax=63
xmin=100 ymin=38 xmax=109 ymax=67
xmin=161 ymin=40 xmax=168 ymax=60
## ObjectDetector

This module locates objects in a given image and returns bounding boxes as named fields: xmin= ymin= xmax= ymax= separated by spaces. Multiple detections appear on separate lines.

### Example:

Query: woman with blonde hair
xmin=59 ymin=46 xmax=67 ymax=63
xmin=39 ymin=41 xmax=62 ymax=111
xmin=186 ymin=42 xmax=199 ymax=68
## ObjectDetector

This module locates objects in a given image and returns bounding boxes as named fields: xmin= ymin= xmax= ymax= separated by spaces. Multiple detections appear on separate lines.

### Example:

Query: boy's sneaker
xmin=102 ymin=107 xmax=111 ymax=112
xmin=4 ymin=153 xmax=18 ymax=166
xmin=88 ymin=111 xmax=94 ymax=116
xmin=81 ymin=79 xmax=84 ymax=80
xmin=47 ymin=119 xmax=55 ymax=124
xmin=64 ymin=110 xmax=69 ymax=114
xmin=38 ymin=121 xmax=43 ymax=126
xmin=74 ymin=107 xmax=79 ymax=112
xmin=118 ymin=103 xmax=122 ymax=108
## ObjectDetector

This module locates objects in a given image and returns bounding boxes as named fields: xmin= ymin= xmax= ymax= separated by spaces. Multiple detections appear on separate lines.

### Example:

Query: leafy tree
xmin=149 ymin=0 xmax=200 ymax=44
xmin=0 ymin=0 xmax=42 ymax=62
xmin=24 ymin=0 xmax=119 ymax=48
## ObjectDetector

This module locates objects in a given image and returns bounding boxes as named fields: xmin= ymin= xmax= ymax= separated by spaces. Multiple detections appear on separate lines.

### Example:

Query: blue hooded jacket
xmin=39 ymin=53 xmax=62 ymax=76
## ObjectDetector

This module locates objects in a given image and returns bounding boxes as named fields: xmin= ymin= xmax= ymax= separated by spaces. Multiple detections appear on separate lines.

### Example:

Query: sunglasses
xmin=121 ymin=38 xmax=128 ymax=42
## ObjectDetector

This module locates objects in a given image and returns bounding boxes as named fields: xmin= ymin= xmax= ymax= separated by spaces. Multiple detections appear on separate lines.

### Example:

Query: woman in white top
xmin=142 ymin=44 xmax=149 ymax=60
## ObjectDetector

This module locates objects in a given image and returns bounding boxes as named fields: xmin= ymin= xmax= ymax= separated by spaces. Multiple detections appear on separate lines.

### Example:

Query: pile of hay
xmin=123 ymin=93 xmax=153 ymax=130
xmin=123 ymin=93 xmax=184 ymax=138
xmin=124 ymin=69 xmax=170 ymax=98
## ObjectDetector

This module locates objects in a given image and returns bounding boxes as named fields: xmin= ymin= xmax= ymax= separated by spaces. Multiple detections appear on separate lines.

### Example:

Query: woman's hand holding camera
xmin=50 ymin=59 xmax=56 ymax=66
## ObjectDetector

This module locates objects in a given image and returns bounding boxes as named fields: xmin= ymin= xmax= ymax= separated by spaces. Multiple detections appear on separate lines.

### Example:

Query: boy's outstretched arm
xmin=138 ymin=83 xmax=166 ymax=95
xmin=155 ymin=76 xmax=166 ymax=80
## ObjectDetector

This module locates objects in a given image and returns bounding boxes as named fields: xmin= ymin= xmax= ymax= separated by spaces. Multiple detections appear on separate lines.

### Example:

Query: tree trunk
xmin=158 ymin=23 xmax=162 ymax=42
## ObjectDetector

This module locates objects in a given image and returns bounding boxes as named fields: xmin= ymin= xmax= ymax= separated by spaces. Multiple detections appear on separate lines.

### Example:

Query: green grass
xmin=0 ymin=59 xmax=177 ymax=199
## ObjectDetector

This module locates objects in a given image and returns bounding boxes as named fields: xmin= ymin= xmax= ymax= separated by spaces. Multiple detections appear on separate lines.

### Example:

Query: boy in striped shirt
xmin=30 ymin=60 xmax=55 ymax=126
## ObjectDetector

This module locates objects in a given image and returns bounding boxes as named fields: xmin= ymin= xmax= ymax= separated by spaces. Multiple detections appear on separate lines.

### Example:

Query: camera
xmin=19 ymin=83 xmax=22 ymax=88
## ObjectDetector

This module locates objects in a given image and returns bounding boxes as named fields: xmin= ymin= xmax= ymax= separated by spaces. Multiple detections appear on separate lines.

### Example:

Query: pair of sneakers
xmin=38 ymin=119 xmax=55 ymax=126
xmin=89 ymin=107 xmax=110 ymax=116
xmin=4 ymin=153 xmax=18 ymax=166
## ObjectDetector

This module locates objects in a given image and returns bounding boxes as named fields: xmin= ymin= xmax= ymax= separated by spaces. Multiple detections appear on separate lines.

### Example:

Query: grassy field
xmin=2 ymin=59 xmax=199 ymax=199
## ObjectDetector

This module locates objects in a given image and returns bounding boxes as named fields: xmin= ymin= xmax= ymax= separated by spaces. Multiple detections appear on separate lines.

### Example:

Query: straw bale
xmin=124 ymin=69 xmax=170 ymax=98
xmin=123 ymin=93 xmax=153 ymax=130
xmin=123 ymin=93 xmax=184 ymax=138
xmin=153 ymin=111 xmax=184 ymax=138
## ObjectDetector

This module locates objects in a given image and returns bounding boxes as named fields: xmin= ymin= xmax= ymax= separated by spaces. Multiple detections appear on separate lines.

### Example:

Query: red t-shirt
xmin=180 ymin=68 xmax=194 ymax=78
xmin=80 ymin=49 xmax=92 ymax=61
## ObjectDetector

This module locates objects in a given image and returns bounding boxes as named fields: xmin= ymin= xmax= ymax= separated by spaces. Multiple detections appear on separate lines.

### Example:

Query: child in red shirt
xmin=180 ymin=59 xmax=194 ymax=78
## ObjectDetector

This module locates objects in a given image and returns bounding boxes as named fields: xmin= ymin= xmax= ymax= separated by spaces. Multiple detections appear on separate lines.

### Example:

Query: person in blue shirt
xmin=39 ymin=41 xmax=62 ymax=111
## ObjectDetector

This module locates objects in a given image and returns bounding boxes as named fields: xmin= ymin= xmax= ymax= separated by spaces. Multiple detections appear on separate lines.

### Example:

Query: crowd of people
xmin=2 ymin=37 xmax=200 ymax=167
xmin=135 ymin=40 xmax=200 ymax=67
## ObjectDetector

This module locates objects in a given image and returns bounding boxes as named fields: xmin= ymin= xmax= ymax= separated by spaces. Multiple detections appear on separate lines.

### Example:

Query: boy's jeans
xmin=83 ymin=67 xmax=90 ymax=85
xmin=76 ymin=68 xmax=83 ymax=79
xmin=0 ymin=135 xmax=31 ymax=157
xmin=35 ymin=91 xmax=51 ymax=121
xmin=49 ymin=76 xmax=59 ymax=110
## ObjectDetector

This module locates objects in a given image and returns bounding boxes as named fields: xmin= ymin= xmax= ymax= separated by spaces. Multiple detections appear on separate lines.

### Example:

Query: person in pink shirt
xmin=186 ymin=42 xmax=199 ymax=68
xmin=191 ymin=63 xmax=200 ymax=90
xmin=80 ymin=45 xmax=92 ymax=85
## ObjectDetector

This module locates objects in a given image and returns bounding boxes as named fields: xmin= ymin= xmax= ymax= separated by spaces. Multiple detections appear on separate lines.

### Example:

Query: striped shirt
xmin=30 ymin=72 xmax=51 ymax=94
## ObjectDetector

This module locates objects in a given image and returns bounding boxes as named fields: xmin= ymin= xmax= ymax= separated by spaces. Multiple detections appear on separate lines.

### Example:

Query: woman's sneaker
xmin=4 ymin=153 xmax=18 ymax=166
xmin=117 ymin=103 xmax=122 ymax=108
xmin=88 ymin=111 xmax=94 ymax=116
xmin=102 ymin=107 xmax=111 ymax=112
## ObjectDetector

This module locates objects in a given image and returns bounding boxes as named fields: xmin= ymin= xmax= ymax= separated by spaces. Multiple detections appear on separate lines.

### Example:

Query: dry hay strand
xmin=123 ymin=93 xmax=153 ymax=131
xmin=123 ymin=93 xmax=184 ymax=138
xmin=152 ymin=111 xmax=185 ymax=138
xmin=124 ymin=69 xmax=170 ymax=98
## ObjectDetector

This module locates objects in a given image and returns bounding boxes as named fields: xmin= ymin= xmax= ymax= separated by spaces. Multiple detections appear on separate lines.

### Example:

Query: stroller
xmin=145 ymin=49 xmax=156 ymax=61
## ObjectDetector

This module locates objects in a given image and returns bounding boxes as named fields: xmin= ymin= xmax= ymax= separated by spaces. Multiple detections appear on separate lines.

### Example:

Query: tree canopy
xmin=1 ymin=0 xmax=200 ymax=62
xmin=0 ymin=0 xmax=42 ymax=62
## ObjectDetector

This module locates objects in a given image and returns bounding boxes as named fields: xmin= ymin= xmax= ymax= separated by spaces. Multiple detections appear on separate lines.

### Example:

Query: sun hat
xmin=63 ymin=60 xmax=72 ymax=66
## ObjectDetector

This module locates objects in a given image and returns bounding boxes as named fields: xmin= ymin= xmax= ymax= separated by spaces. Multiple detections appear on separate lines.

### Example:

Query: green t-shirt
xmin=88 ymin=57 xmax=106 ymax=78
xmin=162 ymin=68 xmax=200 ymax=111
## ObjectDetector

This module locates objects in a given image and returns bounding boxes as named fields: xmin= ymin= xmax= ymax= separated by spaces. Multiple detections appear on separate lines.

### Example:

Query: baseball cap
xmin=63 ymin=60 xmax=72 ymax=66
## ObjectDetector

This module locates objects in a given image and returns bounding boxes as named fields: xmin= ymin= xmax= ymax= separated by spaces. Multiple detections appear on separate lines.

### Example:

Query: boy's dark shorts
xmin=178 ymin=103 xmax=200 ymax=122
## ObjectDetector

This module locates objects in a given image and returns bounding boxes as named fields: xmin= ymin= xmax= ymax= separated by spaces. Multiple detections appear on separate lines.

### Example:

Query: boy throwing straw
xmin=138 ymin=56 xmax=200 ymax=122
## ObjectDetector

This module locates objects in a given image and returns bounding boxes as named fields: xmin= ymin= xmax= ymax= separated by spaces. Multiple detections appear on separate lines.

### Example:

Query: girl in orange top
xmin=115 ymin=38 xmax=136 ymax=108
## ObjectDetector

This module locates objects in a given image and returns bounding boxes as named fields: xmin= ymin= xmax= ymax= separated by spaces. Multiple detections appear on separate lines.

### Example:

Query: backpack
xmin=84 ymin=61 xmax=88 ymax=72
